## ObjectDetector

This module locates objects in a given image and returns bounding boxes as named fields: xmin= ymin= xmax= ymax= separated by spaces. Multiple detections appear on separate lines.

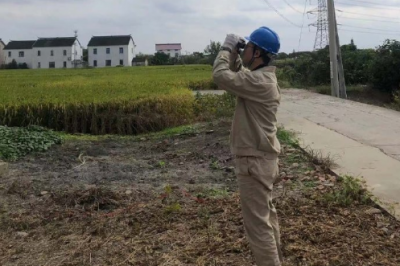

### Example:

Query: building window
xmin=8 ymin=51 xmax=11 ymax=57
xmin=132 ymin=48 xmax=133 ymax=53
xmin=175 ymin=49 xmax=179 ymax=51
xmin=119 ymin=59 xmax=124 ymax=66
xmin=106 ymin=60 xmax=111 ymax=66
xmin=38 ymin=50 xmax=41 ymax=56
xmin=119 ymin=47 xmax=123 ymax=54
xmin=93 ymin=60 xmax=97 ymax=67
xmin=63 ymin=50 xmax=67 ymax=56
xmin=19 ymin=51 xmax=24 ymax=57
xmin=63 ymin=61 xmax=67 ymax=68
xmin=38 ymin=62 xmax=41 ymax=69
xmin=93 ymin=48 xmax=97 ymax=55
xmin=51 ymin=50 xmax=54 ymax=56
xmin=106 ymin=48 xmax=110 ymax=54
xmin=49 ymin=62 xmax=55 ymax=68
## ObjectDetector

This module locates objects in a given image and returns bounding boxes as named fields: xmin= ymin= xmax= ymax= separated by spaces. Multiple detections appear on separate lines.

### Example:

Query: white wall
xmin=72 ymin=40 xmax=83 ymax=62
xmin=157 ymin=49 xmax=182 ymax=58
xmin=4 ymin=49 xmax=33 ymax=68
xmin=32 ymin=43 xmax=82 ymax=69
xmin=0 ymin=42 xmax=5 ymax=66
xmin=128 ymin=40 xmax=135 ymax=66
xmin=88 ymin=41 xmax=135 ymax=68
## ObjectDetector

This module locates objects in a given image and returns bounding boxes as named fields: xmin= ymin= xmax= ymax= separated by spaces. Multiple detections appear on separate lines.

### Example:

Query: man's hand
xmin=222 ymin=34 xmax=241 ymax=53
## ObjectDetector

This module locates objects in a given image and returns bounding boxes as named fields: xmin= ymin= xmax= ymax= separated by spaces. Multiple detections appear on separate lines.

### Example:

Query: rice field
xmin=0 ymin=65 xmax=215 ymax=134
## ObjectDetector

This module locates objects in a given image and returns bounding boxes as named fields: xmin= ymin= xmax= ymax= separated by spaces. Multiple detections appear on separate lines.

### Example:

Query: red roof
xmin=155 ymin=43 xmax=182 ymax=51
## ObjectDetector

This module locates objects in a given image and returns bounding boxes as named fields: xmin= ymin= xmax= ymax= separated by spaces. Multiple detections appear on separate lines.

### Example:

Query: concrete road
xmin=196 ymin=89 xmax=400 ymax=219
xmin=279 ymin=89 xmax=400 ymax=219
xmin=280 ymin=89 xmax=400 ymax=161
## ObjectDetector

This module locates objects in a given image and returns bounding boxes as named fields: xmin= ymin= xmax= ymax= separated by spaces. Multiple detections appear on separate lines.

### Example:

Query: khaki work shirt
xmin=212 ymin=50 xmax=281 ymax=159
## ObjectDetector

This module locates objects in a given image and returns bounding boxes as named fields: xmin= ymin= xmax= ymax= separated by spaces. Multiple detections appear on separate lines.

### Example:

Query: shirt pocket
xmin=235 ymin=156 xmax=250 ymax=176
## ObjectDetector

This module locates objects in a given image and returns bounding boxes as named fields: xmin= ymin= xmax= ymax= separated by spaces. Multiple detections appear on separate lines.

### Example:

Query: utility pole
xmin=334 ymin=4 xmax=347 ymax=99
xmin=327 ymin=0 xmax=339 ymax=97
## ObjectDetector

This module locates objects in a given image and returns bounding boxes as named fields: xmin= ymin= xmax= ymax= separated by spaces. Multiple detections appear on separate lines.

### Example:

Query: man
xmin=212 ymin=27 xmax=282 ymax=266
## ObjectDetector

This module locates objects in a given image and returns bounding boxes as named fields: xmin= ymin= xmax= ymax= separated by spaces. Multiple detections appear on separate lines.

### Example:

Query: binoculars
xmin=237 ymin=39 xmax=246 ymax=50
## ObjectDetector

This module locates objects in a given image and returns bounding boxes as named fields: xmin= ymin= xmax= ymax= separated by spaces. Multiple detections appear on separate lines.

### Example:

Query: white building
xmin=155 ymin=43 xmax=182 ymax=58
xmin=0 ymin=39 xmax=6 ymax=66
xmin=32 ymin=37 xmax=83 ymax=69
xmin=3 ymin=40 xmax=36 ymax=68
xmin=87 ymin=35 xmax=136 ymax=67
xmin=2 ymin=37 xmax=82 ymax=69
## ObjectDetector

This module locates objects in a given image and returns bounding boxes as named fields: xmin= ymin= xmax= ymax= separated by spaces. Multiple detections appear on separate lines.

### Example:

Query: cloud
xmin=0 ymin=0 xmax=398 ymax=54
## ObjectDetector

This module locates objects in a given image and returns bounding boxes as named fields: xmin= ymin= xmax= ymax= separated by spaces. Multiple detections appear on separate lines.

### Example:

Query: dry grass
xmin=304 ymin=147 xmax=339 ymax=172
xmin=1 ymin=185 xmax=399 ymax=266
xmin=1 ymin=120 xmax=399 ymax=265
xmin=0 ymin=66 xmax=215 ymax=135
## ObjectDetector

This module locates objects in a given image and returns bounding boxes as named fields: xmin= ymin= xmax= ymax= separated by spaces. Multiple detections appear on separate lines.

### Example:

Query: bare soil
xmin=0 ymin=119 xmax=399 ymax=266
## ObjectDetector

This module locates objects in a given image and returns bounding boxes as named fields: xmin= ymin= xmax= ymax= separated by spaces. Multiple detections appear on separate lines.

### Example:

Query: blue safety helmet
xmin=245 ymin=27 xmax=281 ymax=55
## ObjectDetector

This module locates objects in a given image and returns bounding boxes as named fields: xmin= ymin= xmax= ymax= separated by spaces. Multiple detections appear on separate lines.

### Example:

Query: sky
xmin=0 ymin=0 xmax=399 ymax=54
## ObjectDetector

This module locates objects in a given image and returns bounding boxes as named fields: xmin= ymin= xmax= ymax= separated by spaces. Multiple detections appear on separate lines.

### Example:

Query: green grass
xmin=57 ymin=124 xmax=200 ymax=142
xmin=285 ymin=153 xmax=305 ymax=164
xmin=322 ymin=175 xmax=372 ymax=207
xmin=277 ymin=127 xmax=299 ymax=147
xmin=197 ymin=188 xmax=230 ymax=199
xmin=0 ymin=65 xmax=213 ymax=105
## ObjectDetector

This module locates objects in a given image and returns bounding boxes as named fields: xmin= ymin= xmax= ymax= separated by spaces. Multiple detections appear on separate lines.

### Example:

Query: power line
xmin=262 ymin=0 xmax=302 ymax=28
xmin=337 ymin=10 xmax=399 ymax=20
xmin=340 ymin=24 xmax=400 ymax=33
xmin=339 ymin=16 xmax=400 ymax=24
xmin=282 ymin=0 xmax=304 ymax=14
xmin=298 ymin=0 xmax=309 ymax=51
xmin=336 ymin=1 xmax=400 ymax=11
xmin=338 ymin=29 xmax=400 ymax=36
xmin=346 ymin=0 xmax=400 ymax=8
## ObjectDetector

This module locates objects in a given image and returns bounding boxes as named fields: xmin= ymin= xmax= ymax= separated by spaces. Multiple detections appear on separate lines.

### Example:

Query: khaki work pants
xmin=235 ymin=156 xmax=282 ymax=266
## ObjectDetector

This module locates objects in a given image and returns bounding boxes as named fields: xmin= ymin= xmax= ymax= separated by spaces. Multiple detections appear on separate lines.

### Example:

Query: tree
xmin=369 ymin=39 xmax=400 ymax=95
xmin=151 ymin=52 xmax=170 ymax=65
xmin=135 ymin=52 xmax=151 ymax=61
xmin=6 ymin=59 xmax=18 ymax=69
xmin=193 ymin=52 xmax=204 ymax=58
xmin=204 ymin=41 xmax=221 ymax=65
xmin=341 ymin=39 xmax=357 ymax=52
xmin=179 ymin=52 xmax=206 ymax=65
xmin=133 ymin=53 xmax=154 ymax=65
xmin=277 ymin=52 xmax=289 ymax=59
xmin=18 ymin=63 xmax=28 ymax=69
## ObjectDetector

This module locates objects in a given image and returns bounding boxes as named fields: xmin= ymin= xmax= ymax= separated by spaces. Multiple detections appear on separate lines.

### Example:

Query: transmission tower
xmin=309 ymin=0 xmax=329 ymax=50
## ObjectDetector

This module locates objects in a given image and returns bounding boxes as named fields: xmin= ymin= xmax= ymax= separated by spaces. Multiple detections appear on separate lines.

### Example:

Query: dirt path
xmin=1 ymin=119 xmax=399 ymax=265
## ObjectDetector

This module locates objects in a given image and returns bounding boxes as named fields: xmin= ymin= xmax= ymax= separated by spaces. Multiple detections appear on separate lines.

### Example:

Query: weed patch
xmin=0 ymin=125 xmax=62 ymax=161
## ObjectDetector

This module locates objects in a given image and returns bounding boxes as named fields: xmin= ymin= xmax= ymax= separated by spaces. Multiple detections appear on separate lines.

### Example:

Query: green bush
xmin=322 ymin=175 xmax=371 ymax=207
xmin=0 ymin=125 xmax=62 ymax=161
xmin=274 ymin=41 xmax=381 ymax=87
xmin=368 ymin=40 xmax=400 ymax=95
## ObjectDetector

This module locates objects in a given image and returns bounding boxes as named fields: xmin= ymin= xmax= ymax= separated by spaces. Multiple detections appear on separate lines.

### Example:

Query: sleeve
xmin=212 ymin=51 xmax=273 ymax=103
xmin=229 ymin=53 xmax=243 ymax=72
